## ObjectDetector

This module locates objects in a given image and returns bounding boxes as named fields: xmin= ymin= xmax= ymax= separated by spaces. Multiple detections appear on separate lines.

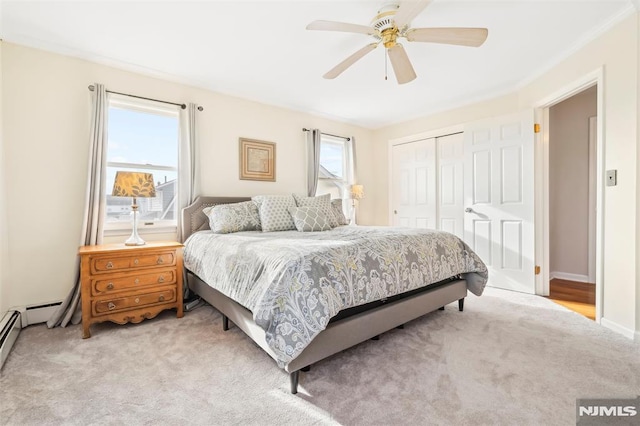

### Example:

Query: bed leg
xmin=290 ymin=371 xmax=299 ymax=394
xmin=438 ymin=306 xmax=445 ymax=311
xmin=301 ymin=365 xmax=311 ymax=372
xmin=458 ymin=298 xmax=465 ymax=312
xmin=222 ymin=315 xmax=229 ymax=331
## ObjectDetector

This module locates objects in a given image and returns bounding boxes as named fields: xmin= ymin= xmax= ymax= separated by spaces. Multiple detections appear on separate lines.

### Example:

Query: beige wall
xmin=373 ymin=14 xmax=639 ymax=334
xmin=0 ymin=41 xmax=8 ymax=314
xmin=637 ymin=11 xmax=640 ymax=336
xmin=1 ymin=42 xmax=373 ymax=308
xmin=549 ymin=86 xmax=597 ymax=278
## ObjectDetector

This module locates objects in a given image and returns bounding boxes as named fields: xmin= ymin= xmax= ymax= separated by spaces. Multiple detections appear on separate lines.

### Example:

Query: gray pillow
xmin=252 ymin=195 xmax=297 ymax=232
xmin=331 ymin=199 xmax=349 ymax=226
xmin=292 ymin=193 xmax=338 ymax=227
xmin=288 ymin=207 xmax=334 ymax=232
xmin=203 ymin=201 xmax=261 ymax=234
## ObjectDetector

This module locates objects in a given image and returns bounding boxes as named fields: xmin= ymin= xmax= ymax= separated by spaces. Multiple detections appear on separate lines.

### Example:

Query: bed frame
xmin=182 ymin=196 xmax=467 ymax=394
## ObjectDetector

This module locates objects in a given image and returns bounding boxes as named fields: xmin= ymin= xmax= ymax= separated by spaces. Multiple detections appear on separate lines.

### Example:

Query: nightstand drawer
xmin=91 ymin=251 xmax=176 ymax=273
xmin=93 ymin=287 xmax=177 ymax=316
xmin=92 ymin=270 xmax=177 ymax=295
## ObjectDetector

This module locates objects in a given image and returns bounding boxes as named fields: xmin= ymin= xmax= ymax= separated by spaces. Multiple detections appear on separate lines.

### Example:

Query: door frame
xmin=533 ymin=67 xmax=604 ymax=322
xmin=387 ymin=124 xmax=464 ymax=225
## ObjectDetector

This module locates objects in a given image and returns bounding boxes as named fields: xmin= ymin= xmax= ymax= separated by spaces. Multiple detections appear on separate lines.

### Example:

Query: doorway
xmin=546 ymin=86 xmax=597 ymax=320
xmin=535 ymin=70 xmax=603 ymax=322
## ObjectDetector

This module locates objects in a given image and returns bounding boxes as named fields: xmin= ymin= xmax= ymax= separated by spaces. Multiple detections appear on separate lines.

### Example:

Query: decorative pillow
xmin=252 ymin=195 xmax=297 ymax=232
xmin=203 ymin=201 xmax=261 ymax=234
xmin=288 ymin=207 xmax=334 ymax=232
xmin=292 ymin=193 xmax=338 ymax=227
xmin=331 ymin=199 xmax=349 ymax=226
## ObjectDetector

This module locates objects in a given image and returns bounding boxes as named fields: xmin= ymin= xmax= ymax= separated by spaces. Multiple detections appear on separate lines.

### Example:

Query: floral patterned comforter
xmin=183 ymin=226 xmax=488 ymax=367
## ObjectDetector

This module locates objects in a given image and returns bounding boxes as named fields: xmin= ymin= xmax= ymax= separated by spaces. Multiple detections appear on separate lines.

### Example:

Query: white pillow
xmin=252 ymin=195 xmax=297 ymax=232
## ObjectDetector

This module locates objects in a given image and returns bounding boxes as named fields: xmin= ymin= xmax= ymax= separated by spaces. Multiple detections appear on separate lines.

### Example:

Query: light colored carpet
xmin=1 ymin=288 xmax=638 ymax=425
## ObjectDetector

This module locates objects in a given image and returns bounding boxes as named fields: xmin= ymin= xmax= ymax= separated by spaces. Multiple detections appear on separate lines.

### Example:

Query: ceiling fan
xmin=306 ymin=0 xmax=488 ymax=84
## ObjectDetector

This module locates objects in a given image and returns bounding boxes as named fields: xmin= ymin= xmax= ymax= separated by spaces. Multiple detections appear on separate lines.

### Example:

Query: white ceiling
xmin=1 ymin=1 xmax=635 ymax=128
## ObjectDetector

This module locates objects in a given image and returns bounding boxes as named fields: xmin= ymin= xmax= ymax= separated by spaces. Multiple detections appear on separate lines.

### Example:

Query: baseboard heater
xmin=0 ymin=300 xmax=62 ymax=370
xmin=0 ymin=310 xmax=21 ymax=370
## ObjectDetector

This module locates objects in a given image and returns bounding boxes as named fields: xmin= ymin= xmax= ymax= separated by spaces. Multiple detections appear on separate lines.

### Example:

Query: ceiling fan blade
xmin=307 ymin=20 xmax=377 ymax=36
xmin=387 ymin=44 xmax=416 ymax=85
xmin=393 ymin=0 xmax=432 ymax=29
xmin=323 ymin=43 xmax=378 ymax=79
xmin=406 ymin=27 xmax=489 ymax=47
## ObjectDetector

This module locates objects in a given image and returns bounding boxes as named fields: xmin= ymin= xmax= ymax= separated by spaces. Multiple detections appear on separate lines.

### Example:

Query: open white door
xmin=464 ymin=110 xmax=535 ymax=293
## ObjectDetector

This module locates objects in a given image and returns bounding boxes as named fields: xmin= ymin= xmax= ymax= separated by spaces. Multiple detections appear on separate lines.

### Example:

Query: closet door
xmin=437 ymin=133 xmax=465 ymax=239
xmin=391 ymin=138 xmax=437 ymax=228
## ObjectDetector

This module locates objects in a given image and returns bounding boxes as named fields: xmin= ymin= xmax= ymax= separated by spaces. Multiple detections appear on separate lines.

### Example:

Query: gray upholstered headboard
xmin=181 ymin=196 xmax=251 ymax=242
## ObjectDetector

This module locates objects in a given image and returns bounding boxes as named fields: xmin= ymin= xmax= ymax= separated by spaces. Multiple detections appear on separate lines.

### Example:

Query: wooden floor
xmin=546 ymin=278 xmax=595 ymax=320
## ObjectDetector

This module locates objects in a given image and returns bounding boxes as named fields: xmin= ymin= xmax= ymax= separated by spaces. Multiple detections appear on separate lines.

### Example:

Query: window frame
xmin=316 ymin=135 xmax=352 ymax=199
xmin=103 ymin=95 xmax=180 ymax=237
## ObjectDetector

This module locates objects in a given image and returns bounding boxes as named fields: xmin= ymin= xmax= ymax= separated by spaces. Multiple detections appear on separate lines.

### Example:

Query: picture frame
xmin=239 ymin=138 xmax=276 ymax=181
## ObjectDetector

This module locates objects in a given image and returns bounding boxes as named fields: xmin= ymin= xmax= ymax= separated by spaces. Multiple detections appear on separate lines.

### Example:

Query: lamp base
xmin=124 ymin=199 xmax=145 ymax=246
xmin=124 ymin=235 xmax=146 ymax=246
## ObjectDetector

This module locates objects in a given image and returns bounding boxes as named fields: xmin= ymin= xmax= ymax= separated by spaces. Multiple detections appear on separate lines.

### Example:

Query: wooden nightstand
xmin=79 ymin=241 xmax=184 ymax=338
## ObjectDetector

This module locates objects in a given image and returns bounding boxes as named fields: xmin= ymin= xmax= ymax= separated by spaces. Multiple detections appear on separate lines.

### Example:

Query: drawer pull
xmin=134 ymin=259 xmax=139 ymax=265
xmin=159 ymin=295 xmax=165 ymax=302
xmin=108 ymin=302 xmax=116 ymax=311
xmin=158 ymin=276 xmax=165 ymax=283
xmin=106 ymin=262 xmax=113 ymax=269
xmin=135 ymin=298 xmax=140 ymax=304
xmin=107 ymin=283 xmax=114 ymax=290
xmin=134 ymin=278 xmax=140 ymax=285
xmin=157 ymin=257 xmax=164 ymax=265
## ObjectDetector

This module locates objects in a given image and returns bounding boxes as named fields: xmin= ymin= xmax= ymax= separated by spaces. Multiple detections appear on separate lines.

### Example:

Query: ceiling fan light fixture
xmin=371 ymin=2 xmax=400 ymax=33
xmin=307 ymin=0 xmax=488 ymax=84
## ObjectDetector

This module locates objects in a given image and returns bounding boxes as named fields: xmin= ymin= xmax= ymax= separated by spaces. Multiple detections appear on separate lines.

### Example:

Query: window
xmin=104 ymin=95 xmax=180 ymax=234
xmin=316 ymin=135 xmax=352 ymax=199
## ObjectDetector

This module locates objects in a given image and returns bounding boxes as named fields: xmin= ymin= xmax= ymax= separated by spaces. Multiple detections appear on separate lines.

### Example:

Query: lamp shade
xmin=350 ymin=184 xmax=364 ymax=200
xmin=112 ymin=172 xmax=156 ymax=198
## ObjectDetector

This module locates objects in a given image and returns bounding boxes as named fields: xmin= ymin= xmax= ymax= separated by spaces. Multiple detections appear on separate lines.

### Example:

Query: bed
xmin=182 ymin=196 xmax=488 ymax=394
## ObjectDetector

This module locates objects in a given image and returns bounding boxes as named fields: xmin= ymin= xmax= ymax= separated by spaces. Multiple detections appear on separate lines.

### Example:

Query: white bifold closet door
xmin=391 ymin=137 xmax=437 ymax=229
xmin=391 ymin=133 xmax=464 ymax=239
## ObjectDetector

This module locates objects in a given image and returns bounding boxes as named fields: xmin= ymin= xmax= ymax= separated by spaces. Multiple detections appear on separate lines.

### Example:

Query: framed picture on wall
xmin=239 ymin=138 xmax=276 ymax=181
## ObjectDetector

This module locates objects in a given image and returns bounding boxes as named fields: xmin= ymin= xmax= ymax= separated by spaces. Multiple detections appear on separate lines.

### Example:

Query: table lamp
xmin=349 ymin=184 xmax=364 ymax=225
xmin=111 ymin=171 xmax=156 ymax=246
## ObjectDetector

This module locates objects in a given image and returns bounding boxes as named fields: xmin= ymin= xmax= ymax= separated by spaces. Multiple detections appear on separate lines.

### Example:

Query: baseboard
xmin=600 ymin=317 xmax=636 ymax=340
xmin=549 ymin=271 xmax=593 ymax=283
xmin=12 ymin=300 xmax=62 ymax=327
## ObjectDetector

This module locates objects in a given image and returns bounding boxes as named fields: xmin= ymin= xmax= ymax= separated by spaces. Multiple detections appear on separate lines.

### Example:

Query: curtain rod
xmin=88 ymin=85 xmax=203 ymax=111
xmin=302 ymin=128 xmax=350 ymax=141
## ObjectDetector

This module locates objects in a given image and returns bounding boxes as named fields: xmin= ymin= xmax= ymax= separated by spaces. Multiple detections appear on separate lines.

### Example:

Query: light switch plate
xmin=606 ymin=170 xmax=617 ymax=186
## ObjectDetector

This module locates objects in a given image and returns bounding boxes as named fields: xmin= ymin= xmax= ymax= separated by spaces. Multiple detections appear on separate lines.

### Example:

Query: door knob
xmin=394 ymin=210 xmax=398 ymax=214
xmin=465 ymin=207 xmax=473 ymax=213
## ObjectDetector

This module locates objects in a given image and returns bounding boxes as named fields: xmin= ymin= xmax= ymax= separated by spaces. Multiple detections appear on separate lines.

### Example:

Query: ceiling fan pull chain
xmin=385 ymin=48 xmax=388 ymax=81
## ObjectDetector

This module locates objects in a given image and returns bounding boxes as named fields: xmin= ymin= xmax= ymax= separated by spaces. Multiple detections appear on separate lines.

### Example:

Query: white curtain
xmin=47 ymin=84 xmax=109 ymax=328
xmin=307 ymin=129 xmax=321 ymax=196
xmin=177 ymin=103 xmax=199 ymax=242
xmin=345 ymin=136 xmax=357 ymax=221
